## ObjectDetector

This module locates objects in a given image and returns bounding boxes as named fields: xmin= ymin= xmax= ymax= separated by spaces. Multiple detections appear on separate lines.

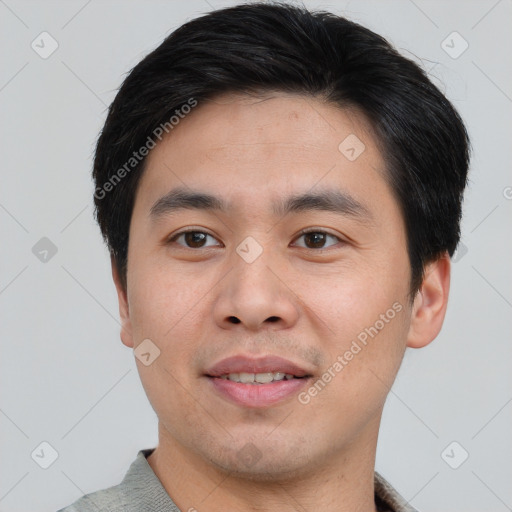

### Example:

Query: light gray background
xmin=1 ymin=1 xmax=511 ymax=511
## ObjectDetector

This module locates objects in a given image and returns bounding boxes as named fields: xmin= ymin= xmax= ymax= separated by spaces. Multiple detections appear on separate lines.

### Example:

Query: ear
xmin=111 ymin=256 xmax=134 ymax=348
xmin=406 ymin=254 xmax=451 ymax=349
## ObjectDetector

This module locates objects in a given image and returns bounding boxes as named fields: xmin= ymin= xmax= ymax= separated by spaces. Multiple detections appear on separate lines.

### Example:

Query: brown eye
xmin=170 ymin=230 xmax=220 ymax=248
xmin=294 ymin=231 xmax=341 ymax=249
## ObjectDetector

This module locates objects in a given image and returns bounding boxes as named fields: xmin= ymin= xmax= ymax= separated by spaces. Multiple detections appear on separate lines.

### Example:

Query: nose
xmin=212 ymin=249 xmax=300 ymax=332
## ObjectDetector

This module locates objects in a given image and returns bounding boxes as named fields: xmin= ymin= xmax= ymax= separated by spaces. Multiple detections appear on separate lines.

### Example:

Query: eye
xmin=167 ymin=229 xmax=343 ymax=250
xmin=168 ymin=230 xmax=221 ymax=249
xmin=292 ymin=230 xmax=342 ymax=249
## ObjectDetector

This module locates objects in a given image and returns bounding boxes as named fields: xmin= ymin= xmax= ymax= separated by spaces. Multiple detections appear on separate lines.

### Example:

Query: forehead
xmin=136 ymin=91 xmax=393 ymax=217
xmin=154 ymin=91 xmax=376 ymax=159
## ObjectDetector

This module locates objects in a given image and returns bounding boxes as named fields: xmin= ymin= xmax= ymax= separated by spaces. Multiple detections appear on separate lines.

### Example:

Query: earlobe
xmin=406 ymin=254 xmax=451 ymax=349
xmin=111 ymin=256 xmax=134 ymax=348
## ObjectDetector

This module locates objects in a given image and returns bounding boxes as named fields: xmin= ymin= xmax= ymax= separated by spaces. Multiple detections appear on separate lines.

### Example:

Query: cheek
xmin=293 ymin=258 xmax=406 ymax=337
xmin=125 ymin=262 xmax=214 ymax=412
xmin=126 ymin=263 xmax=208 ymax=424
xmin=294 ymin=264 xmax=410 ymax=400
xmin=127 ymin=253 xmax=206 ymax=339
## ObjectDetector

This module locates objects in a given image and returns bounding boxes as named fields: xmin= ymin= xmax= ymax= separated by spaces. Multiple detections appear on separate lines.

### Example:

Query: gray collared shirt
xmin=58 ymin=449 xmax=418 ymax=512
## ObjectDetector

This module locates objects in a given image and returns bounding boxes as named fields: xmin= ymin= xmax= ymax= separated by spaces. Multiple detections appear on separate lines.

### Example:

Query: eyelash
xmin=167 ymin=228 xmax=344 ymax=250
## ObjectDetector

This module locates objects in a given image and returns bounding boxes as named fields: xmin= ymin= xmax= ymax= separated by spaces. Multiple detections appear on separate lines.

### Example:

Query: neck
xmin=147 ymin=419 xmax=381 ymax=512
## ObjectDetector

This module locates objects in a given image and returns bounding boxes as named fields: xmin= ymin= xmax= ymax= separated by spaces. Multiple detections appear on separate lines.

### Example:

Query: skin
xmin=112 ymin=92 xmax=451 ymax=511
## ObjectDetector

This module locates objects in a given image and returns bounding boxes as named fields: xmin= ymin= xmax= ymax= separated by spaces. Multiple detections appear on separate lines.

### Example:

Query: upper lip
xmin=205 ymin=355 xmax=311 ymax=378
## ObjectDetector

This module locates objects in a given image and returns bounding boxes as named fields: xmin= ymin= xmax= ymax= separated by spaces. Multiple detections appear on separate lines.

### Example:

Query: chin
xmin=204 ymin=440 xmax=315 ymax=482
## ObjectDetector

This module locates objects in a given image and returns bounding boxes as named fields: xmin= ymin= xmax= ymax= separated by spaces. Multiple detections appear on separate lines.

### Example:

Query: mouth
xmin=204 ymin=355 xmax=313 ymax=408
xmin=216 ymin=371 xmax=307 ymax=384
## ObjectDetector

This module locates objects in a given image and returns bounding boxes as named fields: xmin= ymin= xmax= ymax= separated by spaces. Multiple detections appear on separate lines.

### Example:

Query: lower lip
xmin=206 ymin=376 xmax=311 ymax=408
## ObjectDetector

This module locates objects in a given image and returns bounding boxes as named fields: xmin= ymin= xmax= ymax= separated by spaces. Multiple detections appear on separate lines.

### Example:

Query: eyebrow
xmin=149 ymin=186 xmax=372 ymax=223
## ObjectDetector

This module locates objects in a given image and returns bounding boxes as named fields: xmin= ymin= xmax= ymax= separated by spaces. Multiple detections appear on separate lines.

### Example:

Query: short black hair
xmin=93 ymin=1 xmax=470 ymax=295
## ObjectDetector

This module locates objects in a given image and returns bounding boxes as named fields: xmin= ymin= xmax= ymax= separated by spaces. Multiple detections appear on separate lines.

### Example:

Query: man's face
xmin=121 ymin=92 xmax=414 ymax=479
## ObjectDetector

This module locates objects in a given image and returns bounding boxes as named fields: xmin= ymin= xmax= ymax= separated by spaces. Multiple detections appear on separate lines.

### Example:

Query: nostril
xmin=228 ymin=316 xmax=241 ymax=324
xmin=266 ymin=316 xmax=280 ymax=323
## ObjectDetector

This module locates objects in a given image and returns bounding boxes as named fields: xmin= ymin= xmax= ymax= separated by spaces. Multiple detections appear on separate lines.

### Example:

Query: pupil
xmin=305 ymin=232 xmax=325 ymax=248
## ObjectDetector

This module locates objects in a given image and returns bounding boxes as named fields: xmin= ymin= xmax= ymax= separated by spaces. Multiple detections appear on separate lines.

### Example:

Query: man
xmin=59 ymin=2 xmax=470 ymax=511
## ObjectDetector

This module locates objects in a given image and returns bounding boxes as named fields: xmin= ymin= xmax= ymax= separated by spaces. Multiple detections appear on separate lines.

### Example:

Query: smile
xmin=219 ymin=372 xmax=302 ymax=383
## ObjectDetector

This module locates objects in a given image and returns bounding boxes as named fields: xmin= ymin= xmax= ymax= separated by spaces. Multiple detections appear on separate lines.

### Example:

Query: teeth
xmin=222 ymin=372 xmax=295 ymax=383
xmin=255 ymin=372 xmax=274 ymax=383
